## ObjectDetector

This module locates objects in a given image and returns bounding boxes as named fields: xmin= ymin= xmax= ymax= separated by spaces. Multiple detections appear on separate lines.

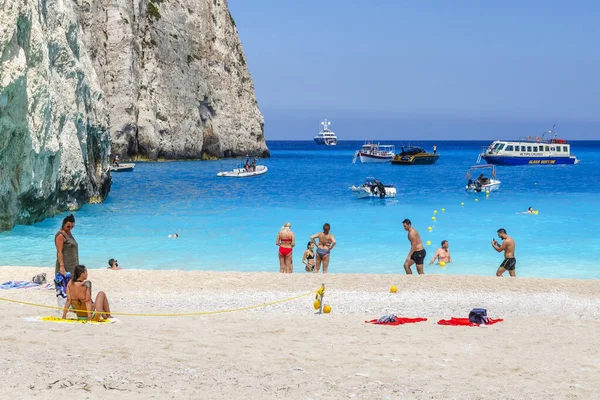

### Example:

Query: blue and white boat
xmin=352 ymin=142 xmax=395 ymax=164
xmin=313 ymin=119 xmax=338 ymax=145
xmin=479 ymin=125 xmax=579 ymax=166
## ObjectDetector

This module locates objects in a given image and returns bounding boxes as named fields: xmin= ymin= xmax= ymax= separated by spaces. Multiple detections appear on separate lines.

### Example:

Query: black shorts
xmin=410 ymin=249 xmax=426 ymax=265
xmin=499 ymin=258 xmax=516 ymax=271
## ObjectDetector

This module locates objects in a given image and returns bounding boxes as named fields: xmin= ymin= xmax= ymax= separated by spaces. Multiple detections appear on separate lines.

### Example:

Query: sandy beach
xmin=0 ymin=266 xmax=599 ymax=399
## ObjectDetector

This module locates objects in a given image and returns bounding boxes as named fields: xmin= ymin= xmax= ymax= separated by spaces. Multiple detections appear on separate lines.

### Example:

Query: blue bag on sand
xmin=468 ymin=308 xmax=489 ymax=324
xmin=54 ymin=272 xmax=71 ymax=299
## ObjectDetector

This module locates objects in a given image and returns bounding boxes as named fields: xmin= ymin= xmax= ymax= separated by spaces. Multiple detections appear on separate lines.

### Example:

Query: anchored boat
xmin=217 ymin=165 xmax=268 ymax=177
xmin=350 ymin=177 xmax=396 ymax=199
xmin=313 ymin=119 xmax=338 ymax=145
xmin=352 ymin=142 xmax=395 ymax=164
xmin=391 ymin=146 xmax=439 ymax=165
xmin=110 ymin=163 xmax=135 ymax=172
xmin=465 ymin=164 xmax=500 ymax=192
xmin=479 ymin=125 xmax=579 ymax=165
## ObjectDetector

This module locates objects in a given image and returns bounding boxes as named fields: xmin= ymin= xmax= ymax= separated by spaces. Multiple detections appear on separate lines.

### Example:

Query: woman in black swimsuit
xmin=302 ymin=242 xmax=315 ymax=272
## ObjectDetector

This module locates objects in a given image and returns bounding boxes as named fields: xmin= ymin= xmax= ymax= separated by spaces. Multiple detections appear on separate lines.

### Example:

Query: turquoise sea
xmin=1 ymin=140 xmax=599 ymax=279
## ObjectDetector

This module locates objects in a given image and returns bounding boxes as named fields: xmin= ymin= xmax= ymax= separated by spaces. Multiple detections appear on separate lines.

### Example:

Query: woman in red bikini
xmin=276 ymin=222 xmax=295 ymax=273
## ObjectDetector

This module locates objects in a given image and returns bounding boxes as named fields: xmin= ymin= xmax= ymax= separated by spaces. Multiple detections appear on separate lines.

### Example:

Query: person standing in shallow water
xmin=55 ymin=214 xmax=79 ymax=277
xmin=430 ymin=240 xmax=452 ymax=265
xmin=276 ymin=222 xmax=295 ymax=273
xmin=492 ymin=228 xmax=516 ymax=277
xmin=310 ymin=223 xmax=336 ymax=274
xmin=402 ymin=219 xmax=426 ymax=274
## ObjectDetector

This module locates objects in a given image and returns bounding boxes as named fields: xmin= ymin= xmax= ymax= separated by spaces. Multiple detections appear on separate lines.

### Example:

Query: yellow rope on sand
xmin=0 ymin=289 xmax=318 ymax=317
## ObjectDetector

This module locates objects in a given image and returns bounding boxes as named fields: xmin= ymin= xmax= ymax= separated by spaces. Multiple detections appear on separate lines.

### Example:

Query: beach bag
xmin=54 ymin=272 xmax=71 ymax=299
xmin=32 ymin=273 xmax=46 ymax=284
xmin=377 ymin=314 xmax=397 ymax=323
xmin=468 ymin=308 xmax=489 ymax=324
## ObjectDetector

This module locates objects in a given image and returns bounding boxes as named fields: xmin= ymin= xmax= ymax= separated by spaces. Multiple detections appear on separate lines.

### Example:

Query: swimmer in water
xmin=518 ymin=207 xmax=537 ymax=214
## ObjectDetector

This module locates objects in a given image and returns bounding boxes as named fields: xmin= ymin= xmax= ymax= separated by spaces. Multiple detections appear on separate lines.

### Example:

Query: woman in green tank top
xmin=55 ymin=214 xmax=79 ymax=276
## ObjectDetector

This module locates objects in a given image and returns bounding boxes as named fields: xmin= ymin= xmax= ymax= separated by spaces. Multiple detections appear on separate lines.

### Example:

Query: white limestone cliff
xmin=75 ymin=0 xmax=268 ymax=160
xmin=0 ymin=0 xmax=111 ymax=230
xmin=0 ymin=0 xmax=267 ymax=230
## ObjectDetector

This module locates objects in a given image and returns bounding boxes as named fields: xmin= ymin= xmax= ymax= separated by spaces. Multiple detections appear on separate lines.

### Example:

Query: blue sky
xmin=228 ymin=0 xmax=600 ymax=140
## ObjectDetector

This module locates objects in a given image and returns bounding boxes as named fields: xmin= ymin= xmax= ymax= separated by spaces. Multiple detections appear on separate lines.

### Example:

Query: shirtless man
xmin=492 ymin=228 xmax=516 ymax=277
xmin=402 ymin=219 xmax=426 ymax=274
xmin=429 ymin=240 xmax=452 ymax=264
xmin=310 ymin=223 xmax=336 ymax=274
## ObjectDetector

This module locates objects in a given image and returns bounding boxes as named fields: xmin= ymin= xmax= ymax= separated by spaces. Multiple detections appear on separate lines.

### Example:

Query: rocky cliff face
xmin=75 ymin=0 xmax=268 ymax=160
xmin=1 ymin=0 xmax=267 ymax=230
xmin=0 ymin=0 xmax=111 ymax=231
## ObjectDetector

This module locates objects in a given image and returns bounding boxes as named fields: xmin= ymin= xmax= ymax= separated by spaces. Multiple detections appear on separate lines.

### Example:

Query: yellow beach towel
xmin=25 ymin=316 xmax=118 ymax=324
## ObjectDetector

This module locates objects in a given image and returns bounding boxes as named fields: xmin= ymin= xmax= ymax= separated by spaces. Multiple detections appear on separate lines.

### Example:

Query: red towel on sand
xmin=365 ymin=317 xmax=428 ymax=325
xmin=437 ymin=317 xmax=503 ymax=326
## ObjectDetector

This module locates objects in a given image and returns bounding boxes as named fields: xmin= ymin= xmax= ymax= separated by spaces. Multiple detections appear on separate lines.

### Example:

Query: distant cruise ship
xmin=313 ymin=119 xmax=338 ymax=145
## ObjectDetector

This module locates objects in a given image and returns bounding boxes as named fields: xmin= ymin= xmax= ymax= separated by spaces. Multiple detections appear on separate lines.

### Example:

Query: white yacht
xmin=313 ymin=119 xmax=338 ymax=145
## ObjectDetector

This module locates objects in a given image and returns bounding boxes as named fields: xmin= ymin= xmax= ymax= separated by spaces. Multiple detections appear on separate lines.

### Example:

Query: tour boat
xmin=352 ymin=142 xmax=395 ymax=164
xmin=217 ymin=165 xmax=268 ymax=177
xmin=465 ymin=164 xmax=501 ymax=192
xmin=110 ymin=163 xmax=135 ymax=172
xmin=313 ymin=119 xmax=338 ymax=145
xmin=350 ymin=177 xmax=396 ymax=199
xmin=391 ymin=146 xmax=439 ymax=165
xmin=478 ymin=125 xmax=579 ymax=165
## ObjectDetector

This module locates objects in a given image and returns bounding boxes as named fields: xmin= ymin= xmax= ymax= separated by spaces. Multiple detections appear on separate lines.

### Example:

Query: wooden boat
xmin=352 ymin=143 xmax=395 ymax=164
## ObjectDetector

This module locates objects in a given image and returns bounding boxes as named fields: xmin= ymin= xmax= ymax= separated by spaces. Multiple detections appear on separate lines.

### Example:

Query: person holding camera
xmin=492 ymin=228 xmax=516 ymax=277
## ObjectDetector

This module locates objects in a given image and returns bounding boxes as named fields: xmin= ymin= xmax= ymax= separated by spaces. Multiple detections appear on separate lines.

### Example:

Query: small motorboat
xmin=391 ymin=146 xmax=439 ymax=165
xmin=110 ymin=163 xmax=135 ymax=172
xmin=217 ymin=165 xmax=268 ymax=177
xmin=350 ymin=177 xmax=396 ymax=199
xmin=465 ymin=164 xmax=500 ymax=192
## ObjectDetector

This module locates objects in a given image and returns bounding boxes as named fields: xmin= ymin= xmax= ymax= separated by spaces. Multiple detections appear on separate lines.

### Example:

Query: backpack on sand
xmin=468 ymin=308 xmax=489 ymax=324
xmin=32 ymin=273 xmax=47 ymax=285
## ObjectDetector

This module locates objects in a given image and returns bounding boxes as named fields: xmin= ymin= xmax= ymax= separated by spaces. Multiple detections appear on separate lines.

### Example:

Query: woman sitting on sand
xmin=276 ymin=222 xmax=295 ymax=273
xmin=302 ymin=242 xmax=315 ymax=272
xmin=62 ymin=265 xmax=112 ymax=321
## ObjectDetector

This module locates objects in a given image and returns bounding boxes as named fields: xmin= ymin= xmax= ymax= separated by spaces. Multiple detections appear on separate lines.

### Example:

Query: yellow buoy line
xmin=0 ymin=288 xmax=320 ymax=317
